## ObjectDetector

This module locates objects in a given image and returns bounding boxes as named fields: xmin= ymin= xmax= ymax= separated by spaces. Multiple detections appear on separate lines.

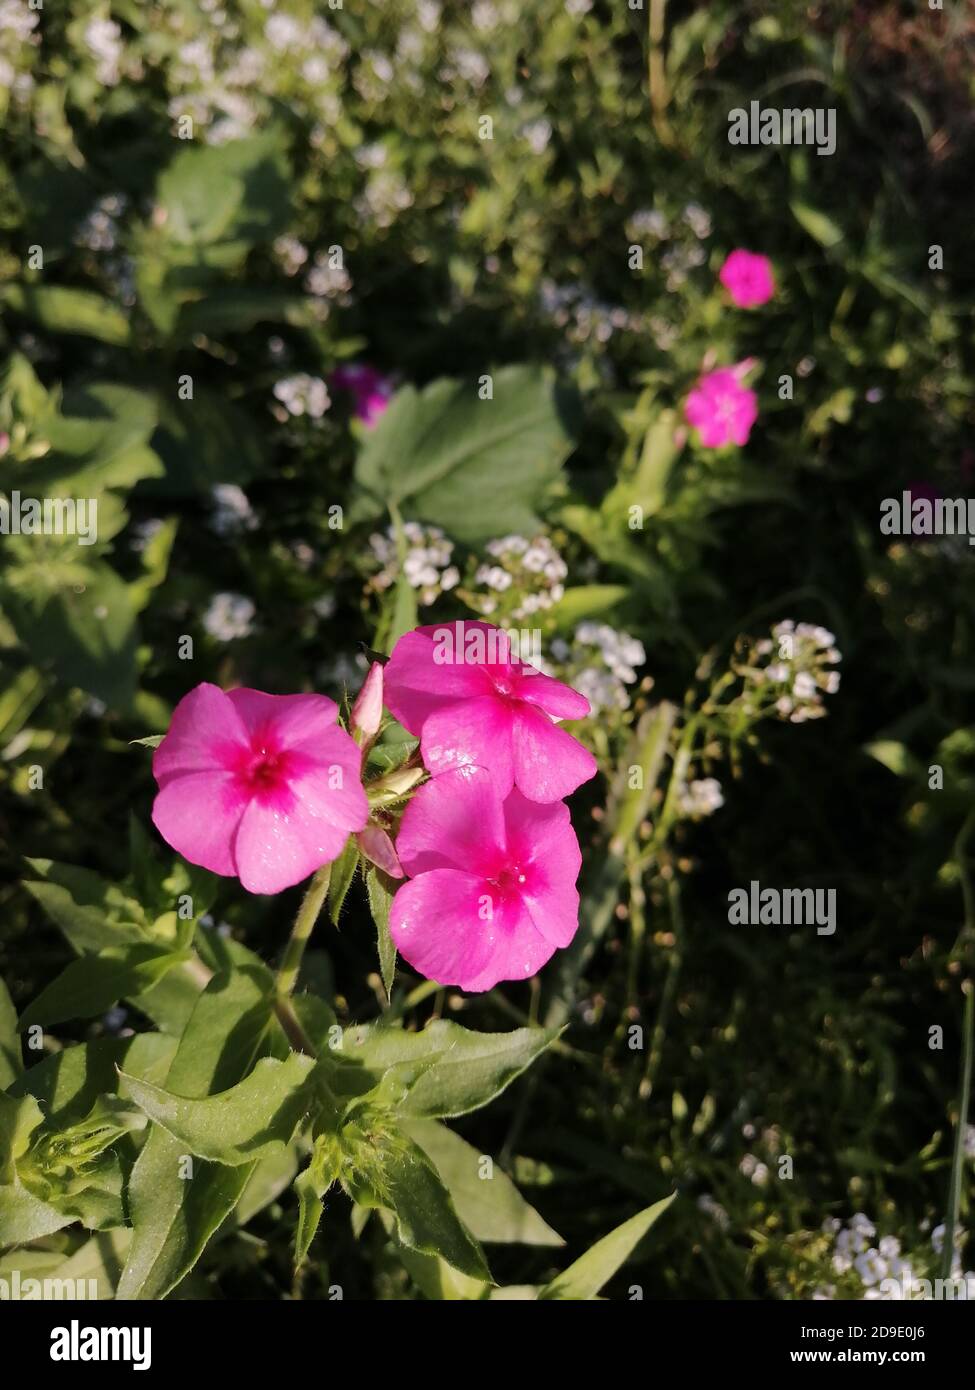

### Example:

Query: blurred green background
xmin=1 ymin=0 xmax=974 ymax=1298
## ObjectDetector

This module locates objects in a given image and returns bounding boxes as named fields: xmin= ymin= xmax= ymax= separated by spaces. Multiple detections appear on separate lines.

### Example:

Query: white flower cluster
xmin=84 ymin=16 xmax=125 ymax=88
xmin=210 ymin=484 xmax=258 ymax=537
xmin=203 ymin=592 xmax=255 ymax=641
xmin=751 ymin=621 xmax=841 ymax=723
xmin=304 ymin=252 xmax=353 ymax=302
xmin=677 ymin=777 xmax=725 ymax=820
xmin=817 ymin=1214 xmax=973 ymax=1300
xmin=272 ymin=374 xmax=330 ymax=420
xmin=369 ymin=523 xmax=459 ymax=607
xmin=472 ymin=535 xmax=568 ymax=621
xmin=739 ymin=1152 xmax=770 ymax=1186
xmin=548 ymin=621 xmax=646 ymax=714
xmin=0 ymin=0 xmax=37 ymax=106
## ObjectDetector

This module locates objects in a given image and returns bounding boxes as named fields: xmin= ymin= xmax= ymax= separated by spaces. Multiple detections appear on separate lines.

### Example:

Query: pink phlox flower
xmin=389 ymin=765 xmax=582 ymax=991
xmin=383 ymin=621 xmax=597 ymax=803
xmin=719 ymin=249 xmax=775 ymax=308
xmin=152 ymin=683 xmax=368 ymax=895
xmin=684 ymin=364 xmax=758 ymax=448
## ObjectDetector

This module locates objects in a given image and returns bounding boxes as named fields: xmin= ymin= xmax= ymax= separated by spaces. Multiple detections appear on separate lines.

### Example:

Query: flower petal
xmin=151 ymin=771 xmax=245 ymax=876
xmin=383 ymin=626 xmax=496 ymax=734
xmin=461 ymin=894 xmax=558 ymax=993
xmin=389 ymin=869 xmax=499 ymax=990
xmin=514 ymin=668 xmax=591 ymax=720
xmin=420 ymin=697 xmax=515 ymax=798
xmin=396 ymin=765 xmax=504 ymax=877
xmin=511 ymin=704 xmax=598 ymax=802
xmin=231 ymin=782 xmax=354 ymax=895
xmin=153 ymin=683 xmax=249 ymax=782
xmin=503 ymin=791 xmax=582 ymax=948
xmin=226 ymin=688 xmax=340 ymax=753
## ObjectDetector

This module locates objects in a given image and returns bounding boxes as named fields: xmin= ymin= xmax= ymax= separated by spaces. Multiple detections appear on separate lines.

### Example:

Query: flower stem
xmin=276 ymin=864 xmax=332 ymax=999
xmin=940 ymin=980 xmax=974 ymax=1282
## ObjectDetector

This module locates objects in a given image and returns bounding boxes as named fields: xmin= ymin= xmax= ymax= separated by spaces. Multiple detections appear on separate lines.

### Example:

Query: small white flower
xmin=854 ymin=1249 xmax=887 ymax=1287
xmin=203 ymin=592 xmax=255 ymax=641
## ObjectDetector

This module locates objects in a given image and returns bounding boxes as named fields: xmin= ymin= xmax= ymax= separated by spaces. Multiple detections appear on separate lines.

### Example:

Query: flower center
xmin=241 ymin=744 xmax=284 ymax=792
xmin=491 ymin=864 xmax=527 ymax=894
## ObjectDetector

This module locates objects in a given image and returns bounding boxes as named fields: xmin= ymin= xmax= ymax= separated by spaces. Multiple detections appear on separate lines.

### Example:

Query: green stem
xmin=940 ymin=981 xmax=974 ymax=1282
xmin=276 ymin=865 xmax=332 ymax=999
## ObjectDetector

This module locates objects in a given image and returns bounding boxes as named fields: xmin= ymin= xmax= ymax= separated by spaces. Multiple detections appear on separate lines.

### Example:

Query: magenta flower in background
xmin=331 ymin=363 xmax=393 ymax=427
xmin=684 ymin=363 xmax=758 ymax=448
xmin=718 ymin=249 xmax=775 ymax=308
xmin=152 ymin=683 xmax=368 ymax=895
xmin=389 ymin=766 xmax=582 ymax=991
xmin=384 ymin=621 xmax=598 ymax=803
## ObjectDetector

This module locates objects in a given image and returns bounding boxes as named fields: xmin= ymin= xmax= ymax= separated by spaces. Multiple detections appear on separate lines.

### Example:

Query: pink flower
xmin=384 ymin=621 xmax=597 ymax=803
xmin=390 ymin=766 xmax=581 ymax=991
xmin=684 ymin=364 xmax=758 ymax=448
xmin=332 ymin=363 xmax=393 ymax=428
xmin=152 ymin=683 xmax=368 ymax=895
xmin=718 ymin=249 xmax=775 ymax=308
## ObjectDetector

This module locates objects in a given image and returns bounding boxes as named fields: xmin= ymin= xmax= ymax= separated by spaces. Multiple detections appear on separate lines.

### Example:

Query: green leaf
xmin=344 ymin=1130 xmax=491 ymax=1282
xmin=130 ymin=734 xmax=165 ymax=749
xmin=548 ymin=584 xmax=629 ymax=631
xmin=20 ymin=944 xmax=190 ymax=1029
xmin=352 ymin=365 xmax=575 ymax=544
xmin=328 ymin=837 xmax=359 ymax=927
xmin=0 ymin=976 xmax=22 ymax=1090
xmin=0 ymin=1179 xmax=73 ymax=1244
xmin=22 ymin=860 xmax=146 ymax=953
xmin=342 ymin=1019 xmax=559 ymax=1118
xmin=120 ymin=1053 xmax=315 ymax=1166
xmin=790 ymin=200 xmax=845 ymax=249
xmin=366 ymin=867 xmax=397 ymax=1000
xmin=405 ymin=1119 xmax=563 ymax=1247
xmin=2 ymin=558 xmax=139 ymax=707
xmin=293 ymin=1136 xmax=341 ymax=1268
xmin=150 ymin=387 xmax=264 ymax=494
xmin=0 ymin=284 xmax=130 ymax=345
xmin=155 ymin=130 xmax=291 ymax=253
xmin=10 ymin=1034 xmax=177 ymax=1124
xmin=537 ymin=1194 xmax=676 ymax=1300
xmin=117 ymin=962 xmax=278 ymax=1299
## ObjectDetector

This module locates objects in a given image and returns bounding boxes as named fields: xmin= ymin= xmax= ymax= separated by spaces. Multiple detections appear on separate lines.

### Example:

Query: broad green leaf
xmin=2 ymin=557 xmax=139 ymax=707
xmin=0 ymin=976 xmax=21 ymax=1089
xmin=344 ymin=1131 xmax=490 ymax=1282
xmin=548 ymin=584 xmax=629 ymax=630
xmin=44 ymin=1228 xmax=131 ymax=1299
xmin=379 ymin=1209 xmax=488 ymax=1300
xmin=537 ymin=1194 xmax=676 ymax=1300
xmin=366 ymin=867 xmax=397 ymax=1000
xmin=120 ymin=1052 xmax=315 ymax=1166
xmin=176 ymin=290 xmax=319 ymax=336
xmin=0 ymin=1091 xmax=44 ymax=1180
xmin=150 ymin=388 xmax=264 ymax=493
xmin=342 ymin=1019 xmax=559 ymax=1118
xmin=155 ymin=129 xmax=291 ymax=253
xmin=117 ymin=963 xmax=277 ymax=1300
xmin=20 ymin=944 xmax=190 ymax=1029
xmin=0 ymin=284 xmax=130 ymax=345
xmin=405 ymin=1119 xmax=563 ymax=1247
xmin=352 ymin=365 xmax=575 ymax=545
xmin=22 ymin=860 xmax=146 ymax=953
xmin=11 ymin=1034 xmax=177 ymax=1124
xmin=0 ymin=1179 xmax=72 ymax=1244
